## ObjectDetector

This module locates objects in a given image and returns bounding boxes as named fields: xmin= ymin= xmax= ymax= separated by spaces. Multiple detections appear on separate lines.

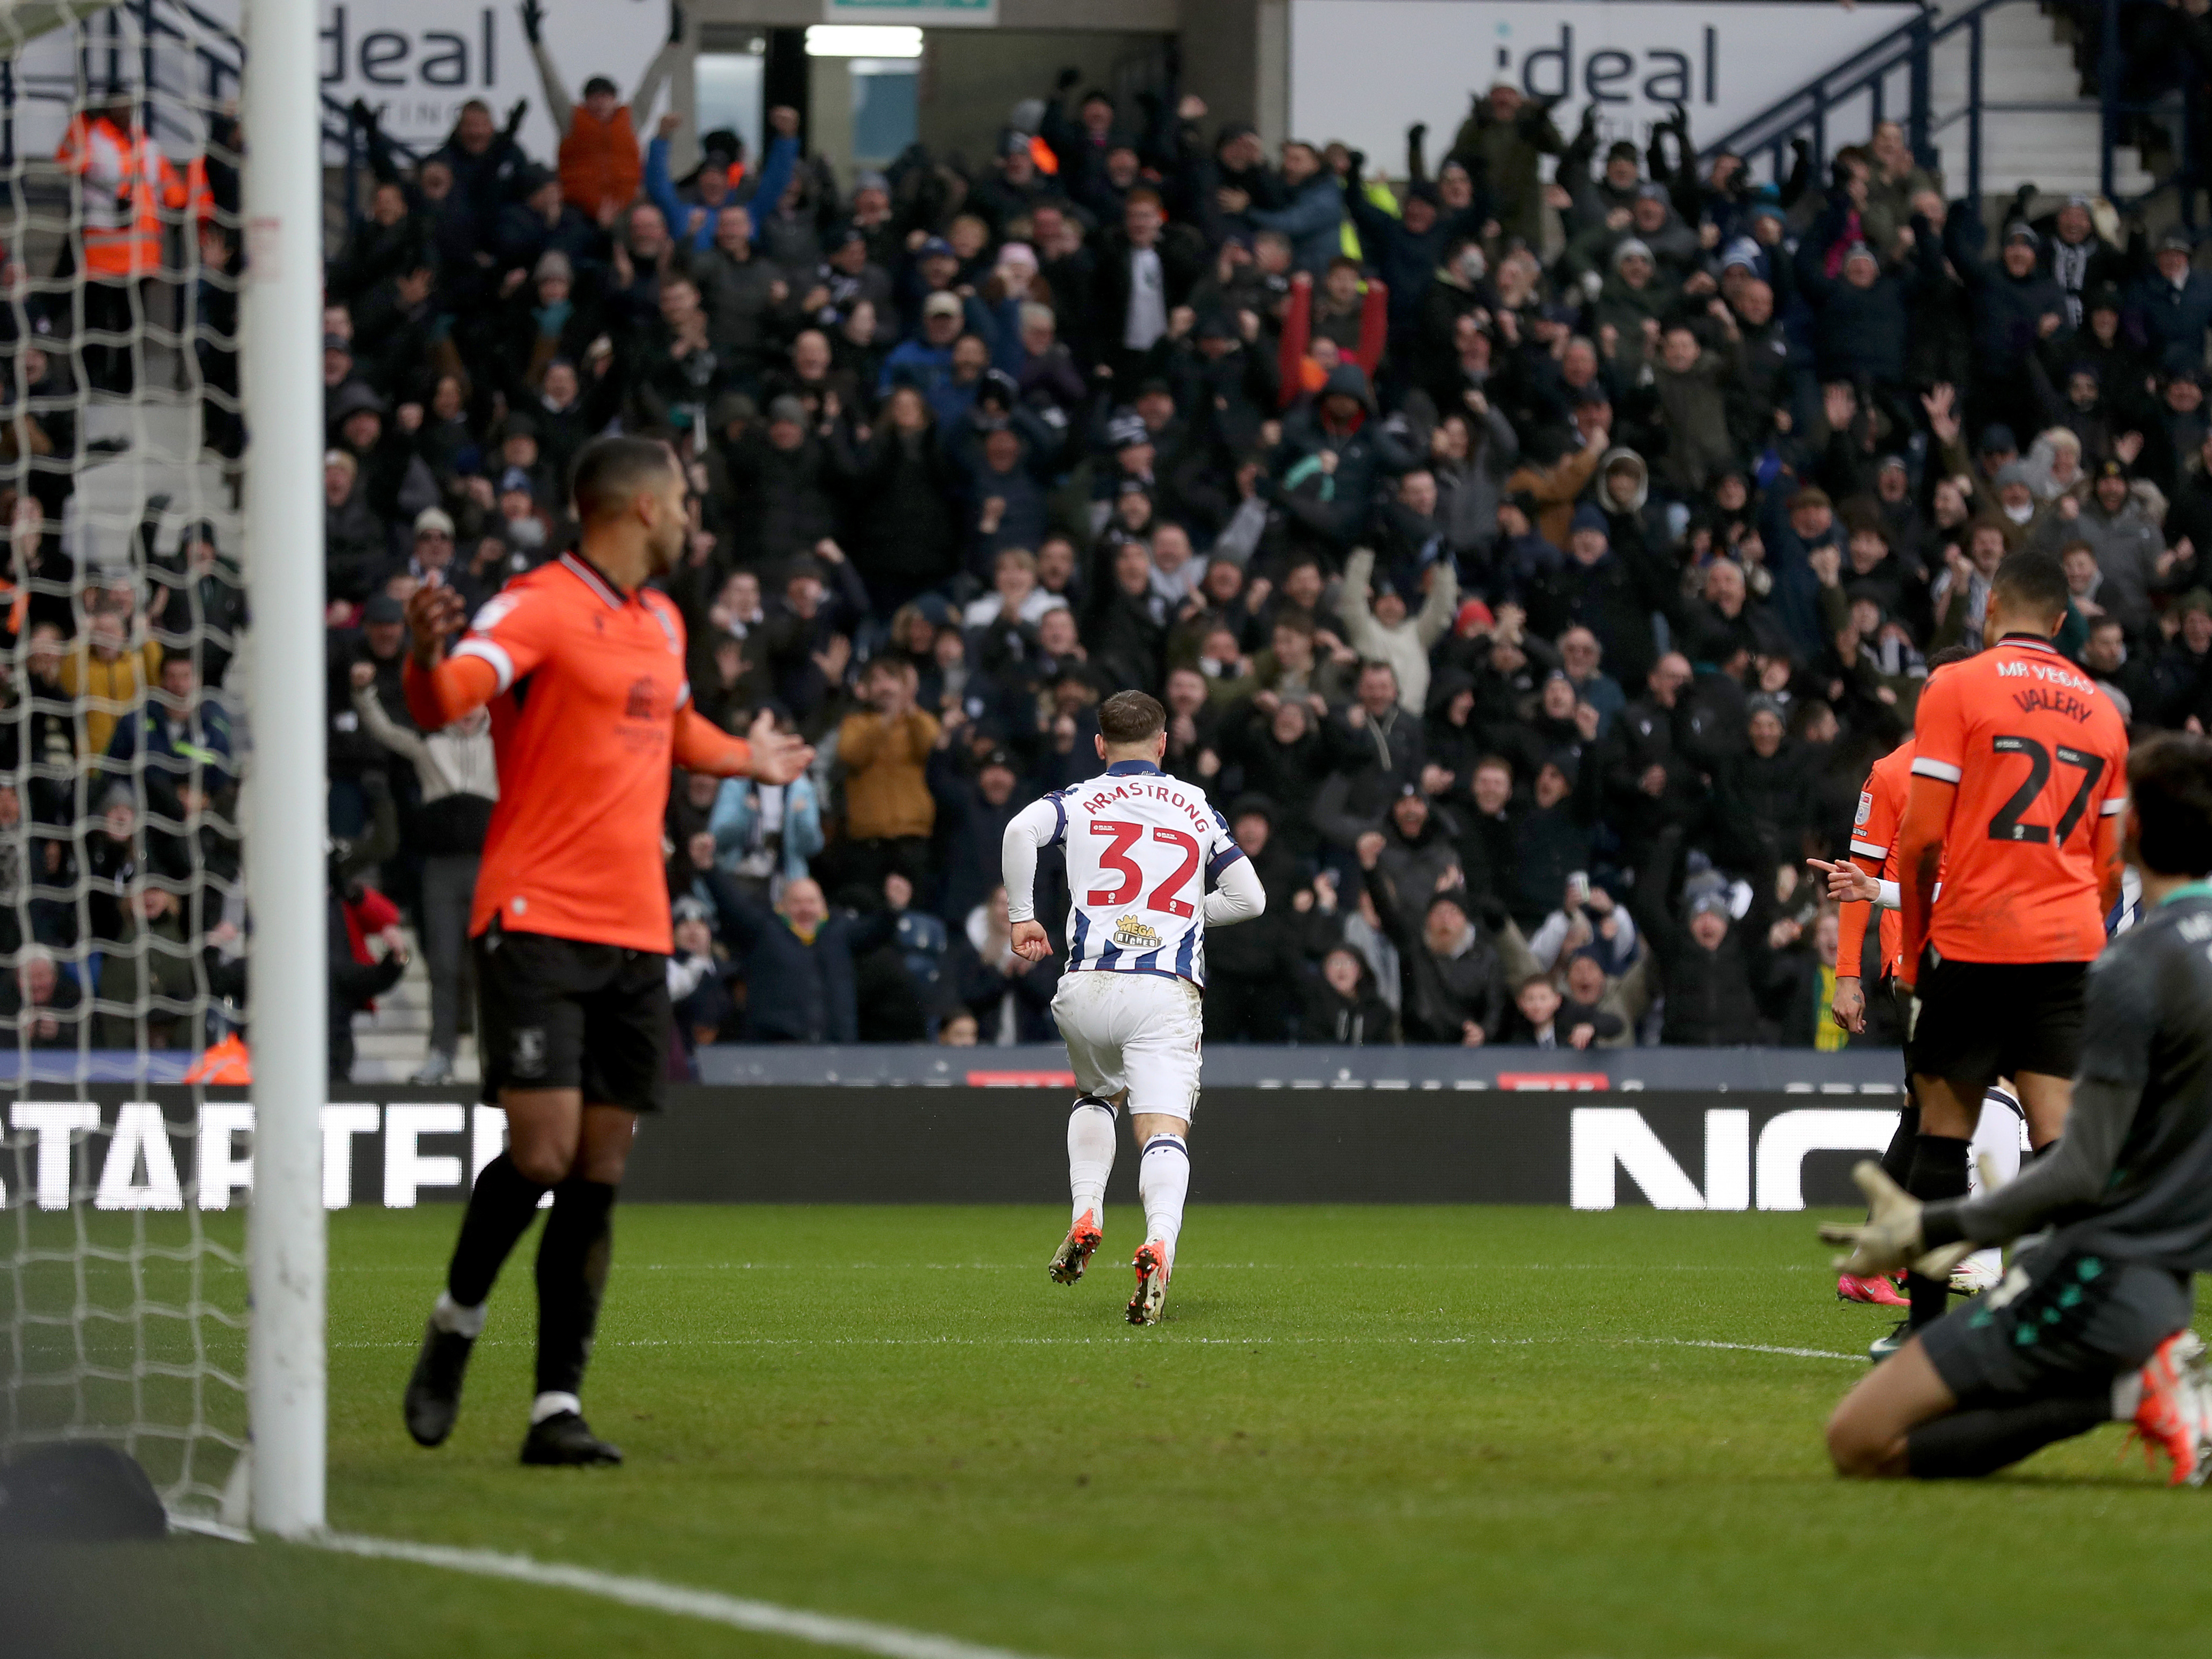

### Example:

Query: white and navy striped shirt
xmin=1002 ymin=760 xmax=1255 ymax=988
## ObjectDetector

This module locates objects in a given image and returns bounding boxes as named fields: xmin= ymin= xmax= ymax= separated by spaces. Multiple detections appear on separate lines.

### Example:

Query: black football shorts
xmin=1907 ymin=955 xmax=2086 ymax=1086
xmin=473 ymin=922 xmax=670 ymax=1112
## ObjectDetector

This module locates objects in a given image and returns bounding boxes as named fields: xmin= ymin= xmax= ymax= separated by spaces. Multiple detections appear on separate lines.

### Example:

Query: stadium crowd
xmin=10 ymin=8 xmax=2212 ymax=1073
xmin=300 ymin=34 xmax=2212 ymax=1069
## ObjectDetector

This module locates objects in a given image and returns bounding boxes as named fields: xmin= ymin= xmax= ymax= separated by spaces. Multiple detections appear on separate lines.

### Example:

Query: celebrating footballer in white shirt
xmin=1002 ymin=690 xmax=1266 ymax=1324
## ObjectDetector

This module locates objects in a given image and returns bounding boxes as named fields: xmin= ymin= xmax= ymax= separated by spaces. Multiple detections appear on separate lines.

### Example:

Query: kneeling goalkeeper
xmin=1824 ymin=732 xmax=2212 ymax=1485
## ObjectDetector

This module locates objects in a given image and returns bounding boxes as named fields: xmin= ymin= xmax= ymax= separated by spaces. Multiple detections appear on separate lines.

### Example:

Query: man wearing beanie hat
xmin=1526 ymin=500 xmax=1664 ymax=693
xmin=1943 ymin=193 xmax=2069 ymax=429
xmin=2134 ymin=226 xmax=2212 ymax=367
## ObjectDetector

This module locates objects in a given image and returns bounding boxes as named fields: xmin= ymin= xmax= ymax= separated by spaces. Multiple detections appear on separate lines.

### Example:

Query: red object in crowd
xmin=183 ymin=1034 xmax=252 ymax=1084
xmin=1276 ymin=272 xmax=1390 ymax=407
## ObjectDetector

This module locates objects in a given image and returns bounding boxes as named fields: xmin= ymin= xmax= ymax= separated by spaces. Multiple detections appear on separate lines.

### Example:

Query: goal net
xmin=0 ymin=0 xmax=293 ymax=1532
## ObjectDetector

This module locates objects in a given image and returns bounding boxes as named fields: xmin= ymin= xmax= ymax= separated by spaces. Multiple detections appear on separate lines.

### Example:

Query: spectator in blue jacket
xmin=1343 ymin=162 xmax=1484 ymax=349
xmin=644 ymin=111 xmax=799 ymax=260
xmin=1759 ymin=483 xmax=1847 ymax=659
xmin=1243 ymin=140 xmax=1343 ymax=277
xmin=709 ymin=764 xmax=824 ymax=895
xmin=880 ymin=292 xmax=965 ymax=398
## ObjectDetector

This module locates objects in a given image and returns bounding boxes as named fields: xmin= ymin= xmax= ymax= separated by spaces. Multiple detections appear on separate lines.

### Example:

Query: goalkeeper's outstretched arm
xmin=1920 ymin=1076 xmax=2135 ymax=1252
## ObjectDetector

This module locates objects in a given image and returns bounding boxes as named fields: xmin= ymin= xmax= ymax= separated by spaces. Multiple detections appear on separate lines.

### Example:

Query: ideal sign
xmin=320 ymin=0 xmax=670 ymax=155
xmin=164 ymin=0 xmax=672 ymax=158
xmin=1288 ymin=1 xmax=1917 ymax=164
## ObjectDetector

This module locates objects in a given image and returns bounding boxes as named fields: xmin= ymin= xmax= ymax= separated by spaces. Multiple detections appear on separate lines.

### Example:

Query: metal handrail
xmin=1697 ymin=5 xmax=1936 ymax=164
xmin=1701 ymin=0 xmax=2191 ymax=210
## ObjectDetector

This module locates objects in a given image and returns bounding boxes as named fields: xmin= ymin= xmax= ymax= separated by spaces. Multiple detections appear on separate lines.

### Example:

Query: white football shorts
xmin=1050 ymin=969 xmax=1203 ymax=1121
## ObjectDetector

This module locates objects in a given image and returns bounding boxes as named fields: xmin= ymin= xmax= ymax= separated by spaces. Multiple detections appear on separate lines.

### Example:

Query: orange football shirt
xmin=448 ymin=551 xmax=692 ymax=954
xmin=1840 ymin=738 xmax=1916 ymax=978
xmin=1909 ymin=635 xmax=2129 ymax=964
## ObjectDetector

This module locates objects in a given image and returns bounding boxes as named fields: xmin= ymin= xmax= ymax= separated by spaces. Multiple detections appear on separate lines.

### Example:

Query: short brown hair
xmin=1099 ymin=689 xmax=1166 ymax=745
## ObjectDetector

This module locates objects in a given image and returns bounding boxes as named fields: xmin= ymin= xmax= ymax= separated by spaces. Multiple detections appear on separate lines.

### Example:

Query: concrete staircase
xmin=349 ymin=927 xmax=481 ymax=1086
xmin=1928 ymin=1 xmax=2154 ymax=201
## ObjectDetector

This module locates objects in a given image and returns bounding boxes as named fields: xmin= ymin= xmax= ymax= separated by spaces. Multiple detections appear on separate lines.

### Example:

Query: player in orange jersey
xmin=1886 ymin=549 xmax=2128 ymax=1345
xmin=1814 ymin=648 xmax=1979 ymax=1313
xmin=397 ymin=436 xmax=812 ymax=1465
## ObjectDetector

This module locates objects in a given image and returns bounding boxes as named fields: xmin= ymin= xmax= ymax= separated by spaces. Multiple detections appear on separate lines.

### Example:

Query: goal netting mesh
xmin=0 ymin=0 xmax=255 ymax=1529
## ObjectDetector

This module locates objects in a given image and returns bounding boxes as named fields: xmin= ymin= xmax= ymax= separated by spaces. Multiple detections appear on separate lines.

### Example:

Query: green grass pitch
xmin=14 ymin=1204 xmax=2212 ymax=1657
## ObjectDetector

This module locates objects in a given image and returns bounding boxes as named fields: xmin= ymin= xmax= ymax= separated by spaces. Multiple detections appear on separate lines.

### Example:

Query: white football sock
xmin=1969 ymin=1102 xmax=2025 ymax=1194
xmin=431 ymin=1291 xmax=486 ymax=1338
xmin=1138 ymin=1133 xmax=1190 ymax=1265
xmin=1068 ymin=1098 xmax=1116 ymax=1226
xmin=1963 ymin=1099 xmax=2025 ymax=1288
xmin=2113 ymin=1370 xmax=2144 ymax=1421
xmin=531 ymin=1390 xmax=582 ymax=1425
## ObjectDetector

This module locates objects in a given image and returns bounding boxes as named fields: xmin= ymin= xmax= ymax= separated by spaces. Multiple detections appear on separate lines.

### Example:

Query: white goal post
xmin=0 ymin=0 xmax=328 ymax=1538
xmin=239 ymin=0 xmax=327 ymax=1540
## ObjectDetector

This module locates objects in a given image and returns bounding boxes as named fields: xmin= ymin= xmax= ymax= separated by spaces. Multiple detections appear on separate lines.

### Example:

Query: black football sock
xmin=1903 ymin=1133 xmax=1971 ymax=1331
xmin=1878 ymin=1100 xmax=1921 ymax=1189
xmin=1903 ymin=1394 xmax=2108 ymax=1479
xmin=446 ymin=1153 xmax=550 ymax=1309
xmin=534 ymin=1178 xmax=617 ymax=1399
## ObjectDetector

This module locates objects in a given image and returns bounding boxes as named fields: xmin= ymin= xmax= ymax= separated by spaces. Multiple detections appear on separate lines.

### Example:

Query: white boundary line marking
xmin=314 ymin=1532 xmax=1061 ymax=1659
xmin=1634 ymin=1338 xmax=1861 ymax=1362
xmin=333 ymin=1333 xmax=1864 ymax=1359
xmin=334 ymin=1262 xmax=1823 ymax=1274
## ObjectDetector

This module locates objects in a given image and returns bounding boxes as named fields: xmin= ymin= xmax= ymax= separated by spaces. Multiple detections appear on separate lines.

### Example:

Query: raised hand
xmin=1808 ymin=857 xmax=1882 ymax=904
xmin=405 ymin=580 xmax=467 ymax=666
xmin=745 ymin=709 xmax=815 ymax=785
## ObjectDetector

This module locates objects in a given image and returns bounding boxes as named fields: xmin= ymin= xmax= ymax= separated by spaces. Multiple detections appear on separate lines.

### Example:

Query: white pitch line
xmin=333 ymin=1333 xmax=1863 ymax=1358
xmin=337 ymin=1262 xmax=1825 ymax=1275
xmin=315 ymin=1533 xmax=1061 ymax=1659
xmin=1635 ymin=1338 xmax=1862 ymax=1362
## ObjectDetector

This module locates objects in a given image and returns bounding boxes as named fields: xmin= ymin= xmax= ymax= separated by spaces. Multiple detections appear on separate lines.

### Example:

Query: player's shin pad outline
xmin=313 ymin=1532 xmax=1062 ymax=1659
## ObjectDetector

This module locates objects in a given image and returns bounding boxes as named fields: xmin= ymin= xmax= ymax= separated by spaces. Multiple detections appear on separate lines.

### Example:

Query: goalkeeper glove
xmin=1819 ymin=1162 xmax=1981 ymax=1280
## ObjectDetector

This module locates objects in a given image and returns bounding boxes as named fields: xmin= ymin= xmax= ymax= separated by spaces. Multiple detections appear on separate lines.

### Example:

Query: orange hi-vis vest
xmin=57 ymin=112 xmax=188 ymax=278
xmin=559 ymin=103 xmax=642 ymax=219
xmin=182 ymin=153 xmax=218 ymax=227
